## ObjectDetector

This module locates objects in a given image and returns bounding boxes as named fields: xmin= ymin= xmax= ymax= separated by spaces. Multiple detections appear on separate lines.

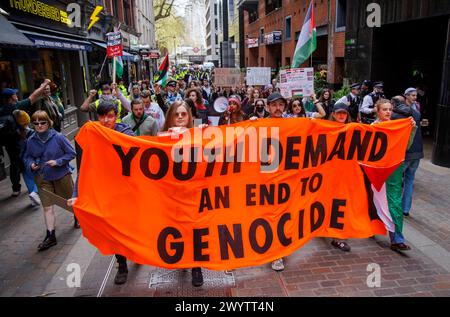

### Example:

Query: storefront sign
xmin=264 ymin=31 xmax=282 ymax=45
xmin=106 ymin=31 xmax=123 ymax=58
xmin=27 ymin=35 xmax=90 ymax=51
xmin=8 ymin=0 xmax=71 ymax=26
xmin=246 ymin=38 xmax=259 ymax=48
xmin=279 ymin=67 xmax=315 ymax=98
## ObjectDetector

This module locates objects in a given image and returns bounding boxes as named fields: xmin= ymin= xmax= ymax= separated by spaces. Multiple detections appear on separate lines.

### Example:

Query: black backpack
xmin=0 ymin=113 xmax=19 ymax=145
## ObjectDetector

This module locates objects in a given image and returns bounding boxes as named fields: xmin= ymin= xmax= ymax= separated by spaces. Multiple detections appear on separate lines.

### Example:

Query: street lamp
xmin=173 ymin=36 xmax=177 ymax=66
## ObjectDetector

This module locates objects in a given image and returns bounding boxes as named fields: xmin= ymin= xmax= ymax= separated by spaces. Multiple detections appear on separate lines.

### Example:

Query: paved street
xmin=1 ymin=137 xmax=450 ymax=297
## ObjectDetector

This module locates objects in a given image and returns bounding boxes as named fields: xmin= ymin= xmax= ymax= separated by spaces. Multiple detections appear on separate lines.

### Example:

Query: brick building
xmin=239 ymin=0 xmax=346 ymax=86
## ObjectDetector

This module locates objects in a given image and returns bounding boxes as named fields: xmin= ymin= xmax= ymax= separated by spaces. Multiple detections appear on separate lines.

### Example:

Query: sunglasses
xmin=33 ymin=121 xmax=48 ymax=126
xmin=293 ymin=104 xmax=302 ymax=108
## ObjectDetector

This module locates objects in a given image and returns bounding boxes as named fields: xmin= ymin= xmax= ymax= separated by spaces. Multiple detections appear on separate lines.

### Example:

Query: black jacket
xmin=392 ymin=103 xmax=424 ymax=160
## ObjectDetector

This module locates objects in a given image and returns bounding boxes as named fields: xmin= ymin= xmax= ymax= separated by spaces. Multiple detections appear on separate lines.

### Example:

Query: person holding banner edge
xmin=69 ymin=100 xmax=135 ymax=284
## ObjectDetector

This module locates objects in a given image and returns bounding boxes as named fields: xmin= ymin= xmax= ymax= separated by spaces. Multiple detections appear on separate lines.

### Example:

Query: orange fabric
xmin=74 ymin=118 xmax=412 ymax=270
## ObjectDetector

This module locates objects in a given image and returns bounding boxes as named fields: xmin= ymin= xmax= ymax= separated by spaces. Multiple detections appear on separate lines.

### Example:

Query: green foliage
xmin=333 ymin=85 xmax=351 ymax=100
xmin=314 ymin=70 xmax=328 ymax=94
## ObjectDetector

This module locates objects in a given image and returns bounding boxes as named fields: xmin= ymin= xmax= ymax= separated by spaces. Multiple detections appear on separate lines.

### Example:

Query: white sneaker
xmin=271 ymin=258 xmax=284 ymax=271
xmin=29 ymin=192 xmax=41 ymax=206
xmin=12 ymin=190 xmax=21 ymax=197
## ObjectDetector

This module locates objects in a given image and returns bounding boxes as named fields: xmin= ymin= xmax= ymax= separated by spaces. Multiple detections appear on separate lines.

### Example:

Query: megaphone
xmin=213 ymin=96 xmax=229 ymax=113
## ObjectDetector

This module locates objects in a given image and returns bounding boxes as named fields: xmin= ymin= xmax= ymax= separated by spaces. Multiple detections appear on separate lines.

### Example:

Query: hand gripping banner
xmin=74 ymin=118 xmax=412 ymax=270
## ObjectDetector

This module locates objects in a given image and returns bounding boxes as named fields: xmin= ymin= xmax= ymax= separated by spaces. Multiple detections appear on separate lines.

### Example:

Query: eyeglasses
xmin=32 ymin=121 xmax=48 ymax=126
xmin=293 ymin=104 xmax=302 ymax=108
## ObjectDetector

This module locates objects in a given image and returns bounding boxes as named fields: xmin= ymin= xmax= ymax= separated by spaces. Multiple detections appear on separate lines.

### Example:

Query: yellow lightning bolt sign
xmin=88 ymin=6 xmax=103 ymax=31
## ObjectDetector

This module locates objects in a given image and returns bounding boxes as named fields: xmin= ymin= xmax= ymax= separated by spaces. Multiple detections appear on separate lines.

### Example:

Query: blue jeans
xmin=23 ymin=169 xmax=37 ymax=194
xmin=389 ymin=231 xmax=405 ymax=244
xmin=402 ymin=159 xmax=420 ymax=214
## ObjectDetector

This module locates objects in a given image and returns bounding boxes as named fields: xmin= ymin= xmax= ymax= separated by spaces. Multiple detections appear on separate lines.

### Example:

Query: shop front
xmin=1 ymin=0 xmax=92 ymax=139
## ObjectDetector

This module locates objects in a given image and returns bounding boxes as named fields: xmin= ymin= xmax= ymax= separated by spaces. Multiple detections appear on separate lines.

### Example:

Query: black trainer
xmin=191 ymin=267 xmax=203 ymax=287
xmin=38 ymin=230 xmax=57 ymax=251
xmin=74 ymin=217 xmax=80 ymax=229
xmin=114 ymin=264 xmax=128 ymax=285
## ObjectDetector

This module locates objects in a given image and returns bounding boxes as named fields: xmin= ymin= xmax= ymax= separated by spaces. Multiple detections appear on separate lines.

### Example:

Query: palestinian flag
xmin=292 ymin=0 xmax=317 ymax=68
xmin=115 ymin=56 xmax=123 ymax=79
xmin=154 ymin=54 xmax=169 ymax=87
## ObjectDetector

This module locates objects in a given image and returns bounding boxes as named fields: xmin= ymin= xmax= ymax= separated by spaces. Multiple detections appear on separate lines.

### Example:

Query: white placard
xmin=246 ymin=67 xmax=272 ymax=86
xmin=278 ymin=68 xmax=315 ymax=98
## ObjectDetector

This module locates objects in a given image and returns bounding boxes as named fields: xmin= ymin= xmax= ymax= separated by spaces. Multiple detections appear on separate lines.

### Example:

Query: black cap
xmin=332 ymin=102 xmax=349 ymax=113
xmin=362 ymin=80 xmax=371 ymax=86
xmin=267 ymin=92 xmax=287 ymax=105
xmin=373 ymin=81 xmax=384 ymax=88
xmin=351 ymin=83 xmax=361 ymax=90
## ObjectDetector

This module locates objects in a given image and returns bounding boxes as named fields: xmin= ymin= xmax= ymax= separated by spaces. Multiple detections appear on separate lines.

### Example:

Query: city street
xmin=1 ymin=138 xmax=450 ymax=297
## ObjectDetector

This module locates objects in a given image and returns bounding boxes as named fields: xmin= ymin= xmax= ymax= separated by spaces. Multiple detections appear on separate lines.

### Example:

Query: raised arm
xmin=80 ymin=90 xmax=97 ymax=112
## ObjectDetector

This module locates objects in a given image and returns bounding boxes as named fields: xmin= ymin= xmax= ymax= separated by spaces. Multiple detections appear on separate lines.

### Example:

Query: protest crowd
xmin=0 ymin=64 xmax=423 ymax=288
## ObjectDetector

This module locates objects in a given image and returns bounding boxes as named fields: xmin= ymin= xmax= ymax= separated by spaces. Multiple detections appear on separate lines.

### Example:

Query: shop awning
xmin=0 ymin=14 xmax=35 ymax=47
xmin=91 ymin=41 xmax=137 ymax=61
xmin=21 ymin=30 xmax=92 ymax=51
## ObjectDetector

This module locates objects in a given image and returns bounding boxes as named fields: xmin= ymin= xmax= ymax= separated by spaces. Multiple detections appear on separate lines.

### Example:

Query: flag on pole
xmin=154 ymin=54 xmax=170 ymax=87
xmin=115 ymin=56 xmax=123 ymax=79
xmin=292 ymin=0 xmax=317 ymax=68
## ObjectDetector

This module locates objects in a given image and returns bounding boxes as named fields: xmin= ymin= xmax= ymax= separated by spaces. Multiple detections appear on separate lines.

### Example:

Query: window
xmin=265 ymin=0 xmax=282 ymax=15
xmin=336 ymin=0 xmax=347 ymax=31
xmin=215 ymin=19 xmax=218 ymax=31
xmin=285 ymin=16 xmax=292 ymax=40
xmin=260 ymin=27 xmax=264 ymax=44
xmin=214 ymin=3 xmax=217 ymax=16
xmin=295 ymin=31 xmax=300 ymax=41
xmin=249 ymin=10 xmax=258 ymax=23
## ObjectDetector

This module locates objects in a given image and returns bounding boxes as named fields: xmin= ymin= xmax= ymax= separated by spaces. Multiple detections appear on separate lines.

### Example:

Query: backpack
xmin=0 ymin=113 xmax=18 ymax=145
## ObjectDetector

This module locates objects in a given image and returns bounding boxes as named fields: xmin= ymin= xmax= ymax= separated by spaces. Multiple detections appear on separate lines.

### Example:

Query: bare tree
xmin=154 ymin=0 xmax=177 ymax=22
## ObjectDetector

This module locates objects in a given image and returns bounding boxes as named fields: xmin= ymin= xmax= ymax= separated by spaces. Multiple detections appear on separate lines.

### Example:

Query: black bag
xmin=0 ymin=113 xmax=18 ymax=146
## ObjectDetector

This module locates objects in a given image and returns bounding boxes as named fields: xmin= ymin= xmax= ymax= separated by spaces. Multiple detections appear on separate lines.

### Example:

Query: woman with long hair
xmin=318 ymin=88 xmax=335 ymax=118
xmin=218 ymin=95 xmax=247 ymax=125
xmin=284 ymin=98 xmax=326 ymax=118
xmin=251 ymin=99 xmax=269 ymax=118
xmin=185 ymin=87 xmax=208 ymax=124
xmin=160 ymin=101 xmax=206 ymax=287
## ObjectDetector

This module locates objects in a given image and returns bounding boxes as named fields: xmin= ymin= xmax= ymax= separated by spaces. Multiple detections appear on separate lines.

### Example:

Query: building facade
xmin=240 ymin=0 xmax=345 ymax=85
xmin=133 ymin=0 xmax=158 ymax=79
xmin=205 ymin=0 xmax=221 ymax=66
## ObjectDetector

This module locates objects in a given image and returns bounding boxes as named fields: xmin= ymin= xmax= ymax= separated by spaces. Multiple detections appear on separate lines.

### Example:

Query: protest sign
xmin=246 ymin=67 xmax=272 ymax=86
xmin=214 ymin=68 xmax=242 ymax=87
xmin=279 ymin=68 xmax=314 ymax=98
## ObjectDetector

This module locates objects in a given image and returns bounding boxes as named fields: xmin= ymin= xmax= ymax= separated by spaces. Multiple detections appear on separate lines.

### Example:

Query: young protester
xmin=160 ymin=101 xmax=207 ymax=287
xmin=328 ymin=103 xmax=352 ymax=251
xmin=69 ymin=101 xmax=135 ymax=285
xmin=218 ymin=95 xmax=247 ymax=125
xmin=373 ymin=99 xmax=416 ymax=251
xmin=122 ymin=99 xmax=159 ymax=136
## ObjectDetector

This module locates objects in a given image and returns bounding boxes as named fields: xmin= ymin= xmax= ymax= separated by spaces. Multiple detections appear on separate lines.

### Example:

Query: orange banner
xmin=74 ymin=118 xmax=412 ymax=270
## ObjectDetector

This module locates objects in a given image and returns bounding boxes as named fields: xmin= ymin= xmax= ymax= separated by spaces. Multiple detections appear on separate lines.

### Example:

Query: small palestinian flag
xmin=155 ymin=54 xmax=169 ymax=87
